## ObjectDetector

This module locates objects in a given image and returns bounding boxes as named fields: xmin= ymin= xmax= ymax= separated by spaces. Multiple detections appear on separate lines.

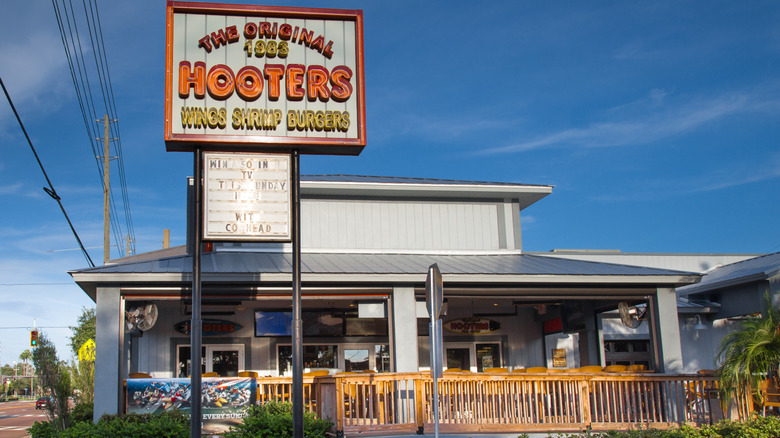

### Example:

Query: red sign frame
xmin=165 ymin=2 xmax=366 ymax=155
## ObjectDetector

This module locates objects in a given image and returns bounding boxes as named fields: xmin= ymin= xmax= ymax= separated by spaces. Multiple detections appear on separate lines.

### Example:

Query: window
xmin=604 ymin=340 xmax=650 ymax=368
xmin=344 ymin=349 xmax=369 ymax=371
xmin=277 ymin=343 xmax=390 ymax=375
xmin=176 ymin=344 xmax=245 ymax=377
xmin=278 ymin=345 xmax=338 ymax=375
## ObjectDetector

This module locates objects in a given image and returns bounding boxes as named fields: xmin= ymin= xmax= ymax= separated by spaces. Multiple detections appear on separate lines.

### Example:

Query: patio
xmin=251 ymin=369 xmax=741 ymax=436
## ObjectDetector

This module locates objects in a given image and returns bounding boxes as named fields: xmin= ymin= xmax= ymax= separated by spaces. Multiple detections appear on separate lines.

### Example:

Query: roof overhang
xmin=71 ymin=270 xmax=698 ymax=302
xmin=302 ymin=179 xmax=553 ymax=211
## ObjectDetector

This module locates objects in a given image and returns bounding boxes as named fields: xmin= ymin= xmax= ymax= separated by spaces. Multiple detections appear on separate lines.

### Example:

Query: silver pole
xmin=291 ymin=150 xmax=304 ymax=437
xmin=190 ymin=149 xmax=203 ymax=437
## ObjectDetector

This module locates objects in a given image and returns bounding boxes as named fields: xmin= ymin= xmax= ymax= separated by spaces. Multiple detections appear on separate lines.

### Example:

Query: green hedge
xmin=28 ymin=401 xmax=332 ymax=438
xmin=223 ymin=401 xmax=332 ymax=438
xmin=544 ymin=416 xmax=780 ymax=438
xmin=28 ymin=410 xmax=190 ymax=438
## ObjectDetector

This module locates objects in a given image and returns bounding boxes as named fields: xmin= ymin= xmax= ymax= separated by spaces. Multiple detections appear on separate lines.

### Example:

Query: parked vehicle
xmin=35 ymin=396 xmax=53 ymax=410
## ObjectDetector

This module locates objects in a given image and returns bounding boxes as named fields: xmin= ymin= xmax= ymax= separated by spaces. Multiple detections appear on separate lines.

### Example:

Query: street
xmin=0 ymin=400 xmax=47 ymax=438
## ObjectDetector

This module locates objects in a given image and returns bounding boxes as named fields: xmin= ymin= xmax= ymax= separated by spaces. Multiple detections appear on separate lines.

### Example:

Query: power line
xmin=0 ymin=76 xmax=95 ymax=268
xmin=51 ymin=0 xmax=136 ymax=259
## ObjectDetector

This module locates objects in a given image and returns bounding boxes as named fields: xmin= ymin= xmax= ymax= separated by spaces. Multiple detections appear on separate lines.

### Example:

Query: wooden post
xmin=102 ymin=114 xmax=110 ymax=264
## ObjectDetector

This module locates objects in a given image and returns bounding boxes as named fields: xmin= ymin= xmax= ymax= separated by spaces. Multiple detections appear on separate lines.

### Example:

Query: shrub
xmin=545 ymin=416 xmax=780 ymax=437
xmin=69 ymin=401 xmax=93 ymax=424
xmin=27 ymin=420 xmax=58 ymax=438
xmin=29 ymin=410 xmax=190 ymax=438
xmin=223 ymin=401 xmax=333 ymax=438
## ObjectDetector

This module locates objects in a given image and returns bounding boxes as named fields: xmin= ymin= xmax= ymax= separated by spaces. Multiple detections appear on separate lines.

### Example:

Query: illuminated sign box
xmin=203 ymin=152 xmax=291 ymax=241
xmin=165 ymin=2 xmax=366 ymax=155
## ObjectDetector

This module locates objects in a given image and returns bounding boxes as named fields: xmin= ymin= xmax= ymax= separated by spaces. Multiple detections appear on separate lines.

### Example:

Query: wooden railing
xmin=125 ymin=372 xmax=752 ymax=436
xmin=324 ymin=371 xmax=746 ymax=436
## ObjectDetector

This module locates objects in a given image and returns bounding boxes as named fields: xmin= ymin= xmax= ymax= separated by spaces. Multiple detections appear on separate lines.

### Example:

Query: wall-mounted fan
xmin=618 ymin=302 xmax=646 ymax=329
xmin=125 ymin=303 xmax=159 ymax=333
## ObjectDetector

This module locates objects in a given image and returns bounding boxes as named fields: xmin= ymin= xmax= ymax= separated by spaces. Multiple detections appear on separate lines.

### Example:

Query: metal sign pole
xmin=291 ymin=150 xmax=304 ymax=438
xmin=190 ymin=148 xmax=203 ymax=438
xmin=431 ymin=319 xmax=440 ymax=438
xmin=426 ymin=264 xmax=443 ymax=438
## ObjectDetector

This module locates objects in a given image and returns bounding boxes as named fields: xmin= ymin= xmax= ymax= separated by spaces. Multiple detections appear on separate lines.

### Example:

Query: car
xmin=35 ymin=396 xmax=53 ymax=410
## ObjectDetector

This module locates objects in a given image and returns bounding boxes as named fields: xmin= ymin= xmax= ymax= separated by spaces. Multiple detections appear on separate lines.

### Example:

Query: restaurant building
xmin=71 ymin=175 xmax=705 ymax=419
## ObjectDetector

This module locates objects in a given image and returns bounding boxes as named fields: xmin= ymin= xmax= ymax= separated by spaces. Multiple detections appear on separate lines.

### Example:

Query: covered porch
xmin=71 ymin=251 xmax=702 ymax=423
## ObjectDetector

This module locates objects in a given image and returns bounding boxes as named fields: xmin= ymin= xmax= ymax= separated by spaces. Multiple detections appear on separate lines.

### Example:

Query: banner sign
xmin=127 ymin=377 xmax=257 ymax=434
xmin=174 ymin=319 xmax=243 ymax=336
xmin=444 ymin=318 xmax=501 ymax=335
xmin=165 ymin=2 xmax=366 ymax=155
xmin=203 ymin=152 xmax=291 ymax=241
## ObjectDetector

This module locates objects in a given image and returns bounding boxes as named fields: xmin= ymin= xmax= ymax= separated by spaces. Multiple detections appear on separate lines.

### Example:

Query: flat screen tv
xmin=255 ymin=311 xmax=292 ymax=336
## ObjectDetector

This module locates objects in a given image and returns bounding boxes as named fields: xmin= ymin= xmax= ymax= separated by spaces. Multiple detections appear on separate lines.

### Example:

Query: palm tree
xmin=716 ymin=294 xmax=780 ymax=410
xmin=19 ymin=350 xmax=32 ymax=375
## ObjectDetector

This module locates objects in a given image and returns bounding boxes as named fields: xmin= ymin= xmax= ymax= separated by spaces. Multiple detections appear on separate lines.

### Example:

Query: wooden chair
xmin=238 ymin=371 xmax=258 ymax=378
xmin=511 ymin=368 xmax=527 ymax=373
xmin=443 ymin=368 xmax=461 ymax=373
xmin=483 ymin=367 xmax=508 ymax=373
xmin=604 ymin=365 xmax=628 ymax=373
xmin=627 ymin=364 xmax=646 ymax=372
xmin=128 ymin=372 xmax=151 ymax=378
xmin=564 ymin=368 xmax=581 ymax=373
xmin=526 ymin=367 xmax=547 ymax=373
xmin=578 ymin=365 xmax=604 ymax=373
xmin=758 ymin=379 xmax=780 ymax=416
xmin=301 ymin=370 xmax=329 ymax=411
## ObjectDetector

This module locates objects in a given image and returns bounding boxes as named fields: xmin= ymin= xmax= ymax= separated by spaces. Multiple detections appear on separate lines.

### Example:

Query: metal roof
xmin=72 ymin=251 xmax=696 ymax=278
xmin=677 ymin=252 xmax=780 ymax=296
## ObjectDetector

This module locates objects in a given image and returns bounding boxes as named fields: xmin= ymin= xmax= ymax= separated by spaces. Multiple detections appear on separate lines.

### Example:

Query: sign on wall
xmin=444 ymin=318 xmax=501 ymax=335
xmin=175 ymin=319 xmax=244 ymax=336
xmin=127 ymin=377 xmax=256 ymax=434
xmin=203 ymin=152 xmax=291 ymax=241
xmin=165 ymin=2 xmax=366 ymax=155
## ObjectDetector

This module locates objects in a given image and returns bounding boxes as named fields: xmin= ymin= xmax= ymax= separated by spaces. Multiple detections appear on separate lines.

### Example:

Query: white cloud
xmin=480 ymin=89 xmax=779 ymax=155
xmin=591 ymin=153 xmax=780 ymax=203
xmin=0 ymin=183 xmax=23 ymax=195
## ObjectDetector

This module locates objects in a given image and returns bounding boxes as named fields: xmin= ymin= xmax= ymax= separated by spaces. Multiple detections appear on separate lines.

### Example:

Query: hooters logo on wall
xmin=444 ymin=318 xmax=501 ymax=335
xmin=165 ymin=2 xmax=366 ymax=155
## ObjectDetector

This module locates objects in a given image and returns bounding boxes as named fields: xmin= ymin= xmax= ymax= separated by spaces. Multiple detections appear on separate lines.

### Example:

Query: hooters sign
xmin=165 ymin=2 xmax=366 ymax=155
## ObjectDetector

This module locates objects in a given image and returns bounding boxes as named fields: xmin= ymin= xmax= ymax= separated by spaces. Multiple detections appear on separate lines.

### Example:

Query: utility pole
xmin=102 ymin=114 xmax=111 ymax=264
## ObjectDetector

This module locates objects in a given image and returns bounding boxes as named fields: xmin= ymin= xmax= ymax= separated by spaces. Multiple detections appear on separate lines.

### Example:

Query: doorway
xmin=444 ymin=342 xmax=501 ymax=372
xmin=177 ymin=344 xmax=245 ymax=377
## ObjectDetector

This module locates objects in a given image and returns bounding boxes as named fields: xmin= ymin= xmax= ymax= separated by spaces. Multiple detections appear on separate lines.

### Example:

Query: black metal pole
xmin=191 ymin=148 xmax=203 ymax=437
xmin=291 ymin=150 xmax=304 ymax=438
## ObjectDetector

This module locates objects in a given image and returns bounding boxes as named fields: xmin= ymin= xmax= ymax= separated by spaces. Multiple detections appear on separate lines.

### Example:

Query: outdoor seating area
xmin=508 ymin=365 xmax=650 ymax=374
xmin=124 ymin=370 xmax=747 ymax=436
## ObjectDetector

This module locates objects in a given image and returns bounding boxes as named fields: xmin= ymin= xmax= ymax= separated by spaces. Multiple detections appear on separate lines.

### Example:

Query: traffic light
xmin=30 ymin=330 xmax=38 ymax=347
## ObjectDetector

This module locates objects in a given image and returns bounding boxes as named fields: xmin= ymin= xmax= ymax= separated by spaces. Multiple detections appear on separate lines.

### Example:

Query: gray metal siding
xmin=301 ymin=199 xmax=502 ymax=251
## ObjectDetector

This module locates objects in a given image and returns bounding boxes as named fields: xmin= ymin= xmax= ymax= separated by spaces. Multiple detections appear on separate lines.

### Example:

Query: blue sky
xmin=1 ymin=1 xmax=779 ymax=364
